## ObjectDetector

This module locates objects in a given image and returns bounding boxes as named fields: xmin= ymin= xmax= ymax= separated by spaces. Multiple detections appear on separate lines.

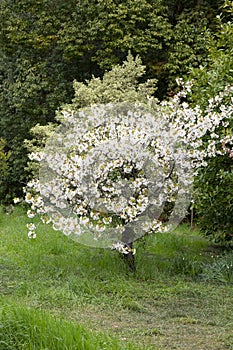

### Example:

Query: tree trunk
xmin=122 ymin=227 xmax=136 ymax=272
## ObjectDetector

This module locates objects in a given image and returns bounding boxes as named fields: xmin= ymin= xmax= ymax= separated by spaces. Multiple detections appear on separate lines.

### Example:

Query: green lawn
xmin=0 ymin=207 xmax=233 ymax=349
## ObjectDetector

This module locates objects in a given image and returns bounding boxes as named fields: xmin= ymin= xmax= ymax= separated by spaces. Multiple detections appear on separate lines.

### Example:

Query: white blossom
xmin=27 ymin=210 xmax=35 ymax=219
xmin=28 ymin=231 xmax=37 ymax=239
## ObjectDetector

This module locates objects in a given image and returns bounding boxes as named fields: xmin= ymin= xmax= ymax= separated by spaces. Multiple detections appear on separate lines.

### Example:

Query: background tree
xmin=0 ymin=0 xmax=81 ymax=202
xmin=189 ymin=1 xmax=233 ymax=243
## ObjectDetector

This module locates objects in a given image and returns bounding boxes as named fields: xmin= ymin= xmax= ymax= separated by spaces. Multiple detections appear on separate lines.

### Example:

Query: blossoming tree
xmin=24 ymin=55 xmax=233 ymax=271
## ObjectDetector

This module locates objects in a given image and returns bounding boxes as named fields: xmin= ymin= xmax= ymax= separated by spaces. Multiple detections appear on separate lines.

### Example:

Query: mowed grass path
xmin=1 ymin=207 xmax=233 ymax=349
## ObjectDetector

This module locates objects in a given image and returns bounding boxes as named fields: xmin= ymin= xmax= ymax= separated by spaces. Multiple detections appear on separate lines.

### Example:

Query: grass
xmin=1 ymin=206 xmax=233 ymax=349
xmin=0 ymin=304 xmax=136 ymax=350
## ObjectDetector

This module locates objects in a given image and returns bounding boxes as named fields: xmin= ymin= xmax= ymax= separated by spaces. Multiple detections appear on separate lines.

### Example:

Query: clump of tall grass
xmin=134 ymin=230 xmax=208 ymax=279
xmin=0 ymin=305 xmax=138 ymax=350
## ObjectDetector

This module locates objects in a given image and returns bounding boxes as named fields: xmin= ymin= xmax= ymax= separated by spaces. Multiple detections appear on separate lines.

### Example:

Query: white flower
xmin=111 ymin=242 xmax=136 ymax=255
xmin=28 ymin=151 xmax=45 ymax=162
xmin=26 ymin=223 xmax=36 ymax=231
xmin=90 ymin=211 xmax=100 ymax=220
xmin=79 ymin=216 xmax=89 ymax=225
xmin=96 ymin=224 xmax=106 ymax=232
xmin=102 ymin=216 xmax=112 ymax=225
xmin=13 ymin=197 xmax=21 ymax=204
xmin=27 ymin=210 xmax=35 ymax=219
xmin=25 ymin=193 xmax=33 ymax=203
xmin=41 ymin=216 xmax=51 ymax=224
xmin=28 ymin=231 xmax=36 ymax=239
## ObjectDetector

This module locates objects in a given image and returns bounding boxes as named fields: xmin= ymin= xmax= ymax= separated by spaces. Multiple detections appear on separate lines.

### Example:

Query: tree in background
xmin=190 ymin=1 xmax=233 ymax=243
xmin=0 ymin=0 xmax=81 ymax=202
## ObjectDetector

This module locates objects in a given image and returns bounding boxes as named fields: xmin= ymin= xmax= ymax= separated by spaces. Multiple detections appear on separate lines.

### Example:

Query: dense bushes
xmin=194 ymin=157 xmax=233 ymax=243
xmin=190 ymin=4 xmax=233 ymax=243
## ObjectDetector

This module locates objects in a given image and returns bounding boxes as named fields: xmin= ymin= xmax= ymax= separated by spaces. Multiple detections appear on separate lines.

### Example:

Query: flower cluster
xmin=26 ymin=222 xmax=37 ymax=239
xmin=111 ymin=242 xmax=136 ymax=255
xmin=24 ymin=84 xmax=233 ymax=249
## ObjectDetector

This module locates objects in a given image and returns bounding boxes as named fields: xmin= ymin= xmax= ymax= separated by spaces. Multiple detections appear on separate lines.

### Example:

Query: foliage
xmin=0 ymin=139 xmax=11 ymax=204
xmin=164 ymin=9 xmax=211 ymax=91
xmin=58 ymin=0 xmax=172 ymax=74
xmin=0 ymin=0 xmax=82 ymax=202
xmin=161 ymin=0 xmax=223 ymax=95
xmin=190 ymin=3 xmax=233 ymax=105
xmin=66 ymin=53 xmax=157 ymax=110
xmin=194 ymin=157 xmax=233 ymax=243
xmin=163 ymin=0 xmax=221 ymax=23
xmin=0 ymin=138 xmax=10 ymax=178
xmin=190 ymin=2 xmax=233 ymax=242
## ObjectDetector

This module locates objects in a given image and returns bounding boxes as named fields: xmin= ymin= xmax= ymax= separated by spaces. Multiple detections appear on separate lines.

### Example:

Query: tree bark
xmin=122 ymin=227 xmax=136 ymax=272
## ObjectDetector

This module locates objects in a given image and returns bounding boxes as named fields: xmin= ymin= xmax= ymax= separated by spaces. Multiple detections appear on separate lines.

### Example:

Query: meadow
xmin=0 ymin=207 xmax=233 ymax=349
